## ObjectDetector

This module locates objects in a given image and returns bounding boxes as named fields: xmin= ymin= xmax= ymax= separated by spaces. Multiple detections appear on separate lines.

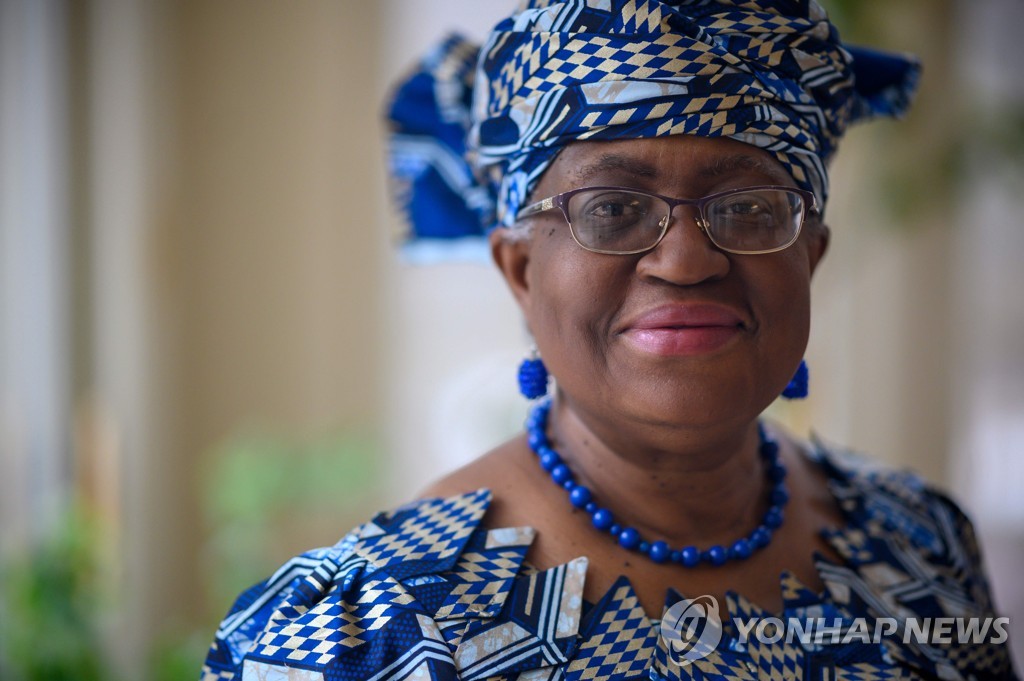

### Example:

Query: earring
xmin=781 ymin=359 xmax=809 ymax=399
xmin=517 ymin=347 xmax=549 ymax=400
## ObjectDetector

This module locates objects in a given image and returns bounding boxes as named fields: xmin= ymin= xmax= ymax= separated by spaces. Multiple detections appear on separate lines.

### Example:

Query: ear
xmin=490 ymin=228 xmax=533 ymax=315
xmin=807 ymin=220 xmax=830 ymax=277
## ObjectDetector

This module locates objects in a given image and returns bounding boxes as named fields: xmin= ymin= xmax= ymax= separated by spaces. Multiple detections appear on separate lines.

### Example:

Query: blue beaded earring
xmin=517 ymin=347 xmax=549 ymax=400
xmin=781 ymin=359 xmax=809 ymax=399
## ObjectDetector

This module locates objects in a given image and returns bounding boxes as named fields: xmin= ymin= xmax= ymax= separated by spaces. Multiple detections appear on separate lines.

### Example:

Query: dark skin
xmin=422 ymin=135 xmax=846 ymax=619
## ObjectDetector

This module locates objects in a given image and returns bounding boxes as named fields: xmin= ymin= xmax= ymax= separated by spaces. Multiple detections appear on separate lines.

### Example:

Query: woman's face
xmin=493 ymin=135 xmax=830 ymax=437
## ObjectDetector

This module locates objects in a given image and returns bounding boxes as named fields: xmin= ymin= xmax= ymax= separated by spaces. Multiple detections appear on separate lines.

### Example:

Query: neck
xmin=547 ymin=393 xmax=769 ymax=548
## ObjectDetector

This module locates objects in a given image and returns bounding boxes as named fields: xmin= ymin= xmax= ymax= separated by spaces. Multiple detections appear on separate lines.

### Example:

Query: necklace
xmin=526 ymin=398 xmax=788 ymax=567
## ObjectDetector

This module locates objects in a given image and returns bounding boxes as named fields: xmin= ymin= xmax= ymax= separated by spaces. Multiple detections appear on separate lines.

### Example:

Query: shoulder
xmin=808 ymin=435 xmax=989 ymax=580
xmin=201 ymin=487 xmax=589 ymax=681
xmin=803 ymin=438 xmax=1019 ymax=678
xmin=806 ymin=436 xmax=1017 ymax=678
xmin=418 ymin=436 xmax=531 ymax=500
xmin=200 ymin=489 xmax=493 ymax=680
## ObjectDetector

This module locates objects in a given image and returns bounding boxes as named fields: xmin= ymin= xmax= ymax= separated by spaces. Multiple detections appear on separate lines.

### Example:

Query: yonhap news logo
xmin=659 ymin=595 xmax=1010 ymax=665
xmin=660 ymin=595 xmax=723 ymax=665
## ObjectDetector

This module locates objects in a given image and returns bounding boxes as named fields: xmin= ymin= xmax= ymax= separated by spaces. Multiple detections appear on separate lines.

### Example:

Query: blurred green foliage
xmin=202 ymin=430 xmax=384 ymax=613
xmin=824 ymin=0 xmax=1024 ymax=228
xmin=0 ymin=429 xmax=383 ymax=681
xmin=0 ymin=510 xmax=104 ymax=681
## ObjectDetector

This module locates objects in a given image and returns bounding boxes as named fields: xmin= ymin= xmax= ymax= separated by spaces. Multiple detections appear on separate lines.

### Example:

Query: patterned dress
xmin=200 ymin=442 xmax=1016 ymax=680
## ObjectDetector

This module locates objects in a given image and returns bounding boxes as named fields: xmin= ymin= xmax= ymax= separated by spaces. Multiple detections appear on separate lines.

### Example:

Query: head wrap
xmin=387 ymin=0 xmax=919 ymax=256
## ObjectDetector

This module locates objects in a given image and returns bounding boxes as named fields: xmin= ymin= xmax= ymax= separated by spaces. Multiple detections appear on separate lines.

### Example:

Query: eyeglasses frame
xmin=516 ymin=184 xmax=819 ymax=256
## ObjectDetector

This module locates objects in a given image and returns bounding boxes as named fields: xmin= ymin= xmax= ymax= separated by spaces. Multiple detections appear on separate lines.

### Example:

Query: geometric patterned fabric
xmin=387 ymin=0 xmax=922 ymax=248
xmin=201 ymin=443 xmax=1016 ymax=680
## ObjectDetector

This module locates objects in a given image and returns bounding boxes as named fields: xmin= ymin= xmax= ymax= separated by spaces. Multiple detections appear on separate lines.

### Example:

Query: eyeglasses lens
xmin=567 ymin=188 xmax=804 ymax=254
xmin=567 ymin=189 xmax=667 ymax=254
xmin=704 ymin=189 xmax=803 ymax=253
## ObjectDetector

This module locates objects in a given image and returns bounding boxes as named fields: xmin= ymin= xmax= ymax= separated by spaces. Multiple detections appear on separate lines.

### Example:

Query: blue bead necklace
xmin=526 ymin=398 xmax=788 ymax=567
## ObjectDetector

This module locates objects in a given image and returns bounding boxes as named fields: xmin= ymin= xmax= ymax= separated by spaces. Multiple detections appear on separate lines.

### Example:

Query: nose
xmin=635 ymin=206 xmax=731 ymax=285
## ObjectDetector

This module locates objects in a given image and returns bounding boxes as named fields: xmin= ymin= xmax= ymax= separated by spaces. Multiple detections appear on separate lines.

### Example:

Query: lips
xmin=620 ymin=303 xmax=746 ymax=356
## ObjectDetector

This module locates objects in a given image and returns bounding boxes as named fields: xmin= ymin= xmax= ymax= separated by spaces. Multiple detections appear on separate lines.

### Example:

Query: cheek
xmin=762 ymin=262 xmax=811 ymax=326
xmin=746 ymin=253 xmax=814 ymax=370
xmin=524 ymin=240 xmax=624 ymax=383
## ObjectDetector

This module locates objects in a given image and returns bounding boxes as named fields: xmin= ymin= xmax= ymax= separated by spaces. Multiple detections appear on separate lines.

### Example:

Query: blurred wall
xmin=75 ymin=0 xmax=389 ymax=671
xmin=167 ymin=0 xmax=387 ymax=632
xmin=377 ymin=1 xmax=528 ymax=503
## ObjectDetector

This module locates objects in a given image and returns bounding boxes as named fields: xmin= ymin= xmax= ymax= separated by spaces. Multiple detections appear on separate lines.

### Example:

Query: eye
xmin=720 ymin=197 xmax=771 ymax=219
xmin=567 ymin=189 xmax=666 ymax=252
xmin=588 ymin=196 xmax=644 ymax=219
xmin=710 ymin=191 xmax=791 ymax=230
xmin=592 ymin=201 xmax=629 ymax=217
xmin=705 ymin=188 xmax=803 ymax=252
xmin=578 ymin=191 xmax=651 ymax=225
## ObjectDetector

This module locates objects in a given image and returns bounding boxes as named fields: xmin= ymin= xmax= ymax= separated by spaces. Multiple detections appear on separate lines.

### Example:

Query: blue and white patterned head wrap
xmin=387 ymin=0 xmax=919 ymax=254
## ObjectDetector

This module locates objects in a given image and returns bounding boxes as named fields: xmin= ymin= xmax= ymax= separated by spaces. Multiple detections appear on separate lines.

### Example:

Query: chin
xmin=599 ymin=370 xmax=768 ymax=433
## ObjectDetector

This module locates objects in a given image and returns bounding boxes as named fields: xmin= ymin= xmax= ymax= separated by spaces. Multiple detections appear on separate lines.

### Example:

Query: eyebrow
xmin=574 ymin=154 xmax=659 ymax=182
xmin=699 ymin=153 xmax=790 ymax=183
xmin=573 ymin=151 xmax=792 ymax=185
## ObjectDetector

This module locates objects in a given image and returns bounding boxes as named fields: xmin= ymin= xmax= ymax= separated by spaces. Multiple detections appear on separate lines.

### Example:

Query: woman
xmin=201 ymin=2 xmax=1015 ymax=679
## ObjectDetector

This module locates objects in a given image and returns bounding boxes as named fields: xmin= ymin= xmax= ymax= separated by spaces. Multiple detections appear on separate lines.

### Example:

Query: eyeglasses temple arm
xmin=516 ymin=197 xmax=555 ymax=221
xmin=805 ymin=194 xmax=821 ymax=219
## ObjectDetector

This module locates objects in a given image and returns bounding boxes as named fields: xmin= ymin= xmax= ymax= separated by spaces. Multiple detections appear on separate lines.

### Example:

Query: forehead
xmin=535 ymin=135 xmax=795 ymax=195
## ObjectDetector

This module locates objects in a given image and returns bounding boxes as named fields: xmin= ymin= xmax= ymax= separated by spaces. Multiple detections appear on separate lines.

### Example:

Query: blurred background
xmin=1 ymin=0 xmax=1021 ymax=678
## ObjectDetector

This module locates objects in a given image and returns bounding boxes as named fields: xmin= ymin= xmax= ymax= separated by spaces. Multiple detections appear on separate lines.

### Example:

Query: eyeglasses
xmin=516 ymin=185 xmax=818 ymax=255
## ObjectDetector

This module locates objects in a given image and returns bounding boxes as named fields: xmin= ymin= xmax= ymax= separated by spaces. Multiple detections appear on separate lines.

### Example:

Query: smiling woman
xmin=449 ymin=134 xmax=838 ymax=619
xmin=199 ymin=2 xmax=1017 ymax=679
xmin=495 ymin=137 xmax=826 ymax=442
